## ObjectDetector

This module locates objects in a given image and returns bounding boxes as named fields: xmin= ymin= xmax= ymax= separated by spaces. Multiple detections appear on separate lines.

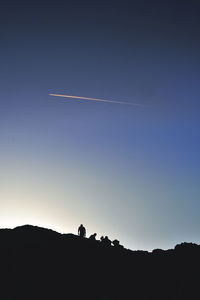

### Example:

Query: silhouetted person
xmin=78 ymin=224 xmax=86 ymax=238
xmin=89 ymin=233 xmax=97 ymax=240
xmin=101 ymin=235 xmax=111 ymax=246
xmin=100 ymin=236 xmax=105 ymax=242
xmin=104 ymin=236 xmax=111 ymax=246
xmin=112 ymin=239 xmax=120 ymax=247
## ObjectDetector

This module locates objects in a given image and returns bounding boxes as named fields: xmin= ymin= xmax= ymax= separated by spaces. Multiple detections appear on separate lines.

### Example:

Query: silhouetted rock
xmin=0 ymin=225 xmax=199 ymax=299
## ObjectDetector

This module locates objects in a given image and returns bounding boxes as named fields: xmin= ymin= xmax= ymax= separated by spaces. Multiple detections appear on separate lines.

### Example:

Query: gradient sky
xmin=1 ymin=0 xmax=200 ymax=250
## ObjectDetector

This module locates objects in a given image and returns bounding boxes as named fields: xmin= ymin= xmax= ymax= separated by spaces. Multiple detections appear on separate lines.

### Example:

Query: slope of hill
xmin=0 ymin=225 xmax=199 ymax=299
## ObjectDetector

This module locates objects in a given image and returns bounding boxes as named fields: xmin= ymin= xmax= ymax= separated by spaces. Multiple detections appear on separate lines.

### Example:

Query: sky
xmin=1 ymin=0 xmax=200 ymax=251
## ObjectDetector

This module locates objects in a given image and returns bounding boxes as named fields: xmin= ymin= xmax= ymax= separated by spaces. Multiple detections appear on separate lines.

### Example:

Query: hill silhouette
xmin=0 ymin=225 xmax=199 ymax=299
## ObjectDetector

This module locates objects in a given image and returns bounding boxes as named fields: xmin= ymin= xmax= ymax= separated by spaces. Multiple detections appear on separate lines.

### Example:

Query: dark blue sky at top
xmin=0 ymin=0 xmax=200 ymax=250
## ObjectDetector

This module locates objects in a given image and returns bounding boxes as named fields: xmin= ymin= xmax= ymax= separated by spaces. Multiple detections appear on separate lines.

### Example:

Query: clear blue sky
xmin=1 ymin=0 xmax=200 ymax=250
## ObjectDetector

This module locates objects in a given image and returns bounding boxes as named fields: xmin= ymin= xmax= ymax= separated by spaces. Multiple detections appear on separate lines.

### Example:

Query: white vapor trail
xmin=49 ymin=93 xmax=145 ymax=107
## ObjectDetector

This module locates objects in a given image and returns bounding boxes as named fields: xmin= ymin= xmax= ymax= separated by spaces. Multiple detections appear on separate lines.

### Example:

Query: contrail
xmin=49 ymin=93 xmax=145 ymax=107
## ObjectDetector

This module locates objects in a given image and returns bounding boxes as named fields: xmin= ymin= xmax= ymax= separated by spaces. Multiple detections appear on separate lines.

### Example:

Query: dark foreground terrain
xmin=0 ymin=225 xmax=199 ymax=299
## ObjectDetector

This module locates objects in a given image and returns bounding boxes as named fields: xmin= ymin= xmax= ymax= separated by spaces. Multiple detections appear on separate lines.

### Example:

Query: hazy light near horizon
xmin=49 ymin=93 xmax=145 ymax=107
xmin=0 ymin=208 xmax=77 ymax=235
